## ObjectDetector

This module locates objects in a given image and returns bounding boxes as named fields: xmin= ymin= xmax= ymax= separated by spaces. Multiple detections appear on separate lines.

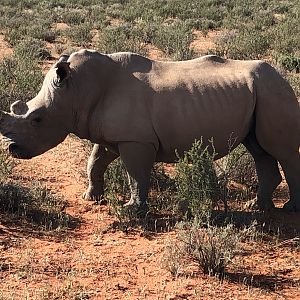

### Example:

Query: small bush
xmin=105 ymin=139 xmax=222 ymax=225
xmin=270 ymin=18 xmax=300 ymax=57
xmin=162 ymin=219 xmax=246 ymax=278
xmin=104 ymin=157 xmax=130 ymax=202
xmin=175 ymin=139 xmax=219 ymax=219
xmin=180 ymin=221 xmax=240 ymax=277
xmin=5 ymin=20 xmax=55 ymax=46
xmin=58 ymin=9 xmax=87 ymax=25
xmin=161 ymin=238 xmax=187 ymax=278
xmin=276 ymin=54 xmax=300 ymax=73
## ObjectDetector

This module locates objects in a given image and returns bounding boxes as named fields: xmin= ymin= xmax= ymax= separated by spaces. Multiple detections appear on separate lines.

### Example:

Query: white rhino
xmin=0 ymin=50 xmax=299 ymax=214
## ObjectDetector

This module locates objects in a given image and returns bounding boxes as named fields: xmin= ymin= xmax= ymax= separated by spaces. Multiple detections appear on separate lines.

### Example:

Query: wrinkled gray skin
xmin=0 ymin=50 xmax=299 ymax=214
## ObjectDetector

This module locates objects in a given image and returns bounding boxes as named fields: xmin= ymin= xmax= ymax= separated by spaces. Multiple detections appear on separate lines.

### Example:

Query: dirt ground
xmin=0 ymin=136 xmax=299 ymax=300
xmin=0 ymin=33 xmax=299 ymax=300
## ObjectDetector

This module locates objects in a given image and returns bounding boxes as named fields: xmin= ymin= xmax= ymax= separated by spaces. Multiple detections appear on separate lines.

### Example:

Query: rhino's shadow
xmin=119 ymin=208 xmax=300 ymax=240
xmin=0 ymin=182 xmax=81 ymax=241
xmin=211 ymin=209 xmax=300 ymax=239
xmin=225 ymin=271 xmax=300 ymax=292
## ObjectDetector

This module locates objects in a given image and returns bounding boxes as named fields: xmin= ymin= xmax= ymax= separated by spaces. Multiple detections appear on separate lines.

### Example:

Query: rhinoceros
xmin=0 ymin=50 xmax=299 ymax=214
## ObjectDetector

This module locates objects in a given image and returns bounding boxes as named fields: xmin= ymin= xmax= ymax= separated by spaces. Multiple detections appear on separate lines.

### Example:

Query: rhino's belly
xmin=155 ymin=121 xmax=251 ymax=163
xmin=152 ymin=86 xmax=255 ymax=162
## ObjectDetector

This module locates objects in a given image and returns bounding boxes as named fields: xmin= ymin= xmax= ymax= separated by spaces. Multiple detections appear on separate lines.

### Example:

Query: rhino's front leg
xmin=83 ymin=144 xmax=119 ymax=203
xmin=118 ymin=142 xmax=156 ymax=215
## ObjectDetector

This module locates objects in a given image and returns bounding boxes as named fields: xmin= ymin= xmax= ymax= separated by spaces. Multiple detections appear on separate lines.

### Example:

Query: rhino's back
xmin=146 ymin=56 xmax=259 ymax=160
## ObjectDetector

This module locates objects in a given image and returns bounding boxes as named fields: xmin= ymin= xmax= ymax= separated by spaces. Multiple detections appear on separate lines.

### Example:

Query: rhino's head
xmin=0 ymin=55 xmax=74 ymax=159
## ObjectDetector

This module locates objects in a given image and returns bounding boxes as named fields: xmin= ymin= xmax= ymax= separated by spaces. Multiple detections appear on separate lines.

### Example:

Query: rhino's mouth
xmin=8 ymin=142 xmax=32 ymax=159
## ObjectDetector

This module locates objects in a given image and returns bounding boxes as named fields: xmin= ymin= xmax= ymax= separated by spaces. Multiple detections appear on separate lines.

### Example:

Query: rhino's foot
xmin=82 ymin=187 xmax=107 ymax=205
xmin=123 ymin=200 xmax=149 ymax=218
xmin=244 ymin=197 xmax=275 ymax=211
xmin=283 ymin=200 xmax=300 ymax=212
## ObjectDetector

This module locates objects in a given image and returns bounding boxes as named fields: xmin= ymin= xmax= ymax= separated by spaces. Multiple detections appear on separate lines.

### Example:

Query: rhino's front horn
xmin=10 ymin=100 xmax=29 ymax=115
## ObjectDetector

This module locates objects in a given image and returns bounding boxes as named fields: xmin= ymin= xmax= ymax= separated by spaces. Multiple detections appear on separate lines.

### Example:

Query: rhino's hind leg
xmin=280 ymin=157 xmax=300 ymax=212
xmin=243 ymin=132 xmax=282 ymax=210
xmin=83 ymin=144 xmax=119 ymax=203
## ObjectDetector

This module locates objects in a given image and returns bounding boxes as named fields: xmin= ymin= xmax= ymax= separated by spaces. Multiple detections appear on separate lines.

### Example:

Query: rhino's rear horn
xmin=10 ymin=100 xmax=29 ymax=115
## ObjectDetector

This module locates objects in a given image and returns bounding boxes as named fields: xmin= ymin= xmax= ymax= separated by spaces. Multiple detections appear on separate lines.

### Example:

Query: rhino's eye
xmin=31 ymin=117 xmax=42 ymax=127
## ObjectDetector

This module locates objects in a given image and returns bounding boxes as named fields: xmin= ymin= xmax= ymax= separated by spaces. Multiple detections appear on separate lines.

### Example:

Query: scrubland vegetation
xmin=0 ymin=0 xmax=299 ymax=299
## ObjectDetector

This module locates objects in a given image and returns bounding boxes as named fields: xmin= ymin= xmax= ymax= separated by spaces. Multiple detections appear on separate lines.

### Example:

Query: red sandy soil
xmin=0 ymin=136 xmax=299 ymax=300
xmin=0 ymin=34 xmax=12 ymax=59
xmin=0 ymin=32 xmax=299 ymax=300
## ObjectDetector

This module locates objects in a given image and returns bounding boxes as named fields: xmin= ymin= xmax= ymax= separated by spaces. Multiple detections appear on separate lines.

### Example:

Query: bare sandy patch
xmin=0 ymin=34 xmax=13 ymax=60
xmin=190 ymin=30 xmax=223 ymax=55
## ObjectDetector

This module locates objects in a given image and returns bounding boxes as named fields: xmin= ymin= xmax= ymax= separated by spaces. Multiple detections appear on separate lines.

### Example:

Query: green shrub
xmin=5 ymin=20 xmax=55 ymax=46
xmin=277 ymin=54 xmax=300 ymax=73
xmin=104 ymin=157 xmax=130 ymax=203
xmin=175 ymin=139 xmax=219 ymax=219
xmin=58 ymin=9 xmax=87 ymax=25
xmin=153 ymin=20 xmax=195 ymax=60
xmin=215 ymin=26 xmax=270 ymax=60
xmin=105 ymin=139 xmax=223 ymax=223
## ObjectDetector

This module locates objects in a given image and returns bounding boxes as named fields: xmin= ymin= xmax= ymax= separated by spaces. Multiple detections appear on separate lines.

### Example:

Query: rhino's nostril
xmin=8 ymin=143 xmax=31 ymax=159
xmin=8 ymin=143 xmax=19 ymax=155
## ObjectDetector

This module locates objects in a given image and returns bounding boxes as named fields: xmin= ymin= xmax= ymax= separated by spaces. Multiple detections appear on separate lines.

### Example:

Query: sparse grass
xmin=215 ymin=144 xmax=257 ymax=202
xmin=286 ymin=73 xmax=300 ymax=97
xmin=64 ymin=23 xmax=93 ymax=47
xmin=0 ymin=45 xmax=43 ymax=111
xmin=153 ymin=20 xmax=195 ymax=60
xmin=0 ymin=181 xmax=76 ymax=231
xmin=215 ymin=26 xmax=271 ymax=60
xmin=98 ymin=23 xmax=149 ymax=55
xmin=162 ymin=218 xmax=261 ymax=279
xmin=0 ymin=147 xmax=14 ymax=178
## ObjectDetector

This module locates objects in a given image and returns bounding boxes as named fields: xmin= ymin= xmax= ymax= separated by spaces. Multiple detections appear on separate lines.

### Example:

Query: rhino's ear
xmin=55 ymin=61 xmax=71 ymax=85
xmin=55 ymin=55 xmax=71 ymax=85
xmin=10 ymin=100 xmax=29 ymax=115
